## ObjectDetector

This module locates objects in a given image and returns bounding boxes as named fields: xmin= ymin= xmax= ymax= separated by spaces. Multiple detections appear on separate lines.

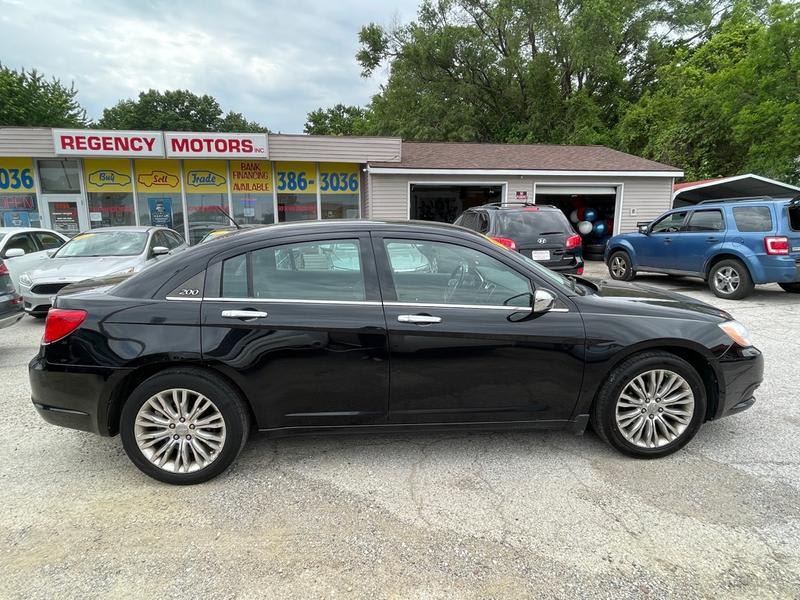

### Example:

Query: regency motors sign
xmin=165 ymin=132 xmax=268 ymax=159
xmin=53 ymin=129 xmax=164 ymax=157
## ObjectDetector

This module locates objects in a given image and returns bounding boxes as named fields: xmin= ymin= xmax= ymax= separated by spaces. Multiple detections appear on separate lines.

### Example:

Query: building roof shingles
xmin=370 ymin=141 xmax=681 ymax=173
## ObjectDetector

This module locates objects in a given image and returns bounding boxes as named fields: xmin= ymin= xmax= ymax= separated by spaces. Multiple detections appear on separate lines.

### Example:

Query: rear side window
xmin=221 ymin=239 xmax=365 ymax=301
xmin=732 ymin=206 xmax=773 ymax=232
xmin=685 ymin=209 xmax=724 ymax=232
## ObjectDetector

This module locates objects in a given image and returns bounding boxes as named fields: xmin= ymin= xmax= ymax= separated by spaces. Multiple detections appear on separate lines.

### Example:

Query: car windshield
xmin=56 ymin=231 xmax=147 ymax=257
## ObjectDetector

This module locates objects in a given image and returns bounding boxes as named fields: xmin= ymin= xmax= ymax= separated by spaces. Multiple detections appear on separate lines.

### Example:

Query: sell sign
xmin=53 ymin=129 xmax=164 ymax=157
xmin=165 ymin=133 xmax=268 ymax=159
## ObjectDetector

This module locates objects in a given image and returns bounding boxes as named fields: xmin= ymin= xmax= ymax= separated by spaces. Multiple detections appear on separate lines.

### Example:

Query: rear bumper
xmin=29 ymin=354 xmax=129 ymax=436
xmin=712 ymin=345 xmax=764 ymax=420
xmin=748 ymin=255 xmax=799 ymax=284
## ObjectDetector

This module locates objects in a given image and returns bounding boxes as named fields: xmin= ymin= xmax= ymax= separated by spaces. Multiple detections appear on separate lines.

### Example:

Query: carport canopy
xmin=673 ymin=174 xmax=800 ymax=206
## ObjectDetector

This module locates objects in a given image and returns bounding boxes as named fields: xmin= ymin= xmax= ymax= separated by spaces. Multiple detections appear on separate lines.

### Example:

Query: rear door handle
xmin=397 ymin=314 xmax=442 ymax=324
xmin=706 ymin=236 xmax=720 ymax=242
xmin=663 ymin=237 xmax=672 ymax=244
xmin=221 ymin=309 xmax=268 ymax=320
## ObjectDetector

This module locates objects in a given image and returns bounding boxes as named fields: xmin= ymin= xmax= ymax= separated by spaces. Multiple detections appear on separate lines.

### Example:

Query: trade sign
xmin=53 ymin=129 xmax=164 ymax=157
xmin=183 ymin=160 xmax=227 ymax=192
xmin=165 ymin=133 xmax=268 ymax=159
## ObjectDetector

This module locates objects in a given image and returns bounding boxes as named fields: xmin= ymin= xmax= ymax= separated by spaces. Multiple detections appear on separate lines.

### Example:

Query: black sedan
xmin=29 ymin=221 xmax=764 ymax=484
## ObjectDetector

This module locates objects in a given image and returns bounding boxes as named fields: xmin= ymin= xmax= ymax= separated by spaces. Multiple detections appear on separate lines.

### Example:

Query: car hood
xmin=28 ymin=256 xmax=141 ymax=282
xmin=576 ymin=277 xmax=731 ymax=321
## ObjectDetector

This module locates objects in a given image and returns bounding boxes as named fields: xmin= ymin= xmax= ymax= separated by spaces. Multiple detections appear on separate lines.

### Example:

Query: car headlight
xmin=18 ymin=273 xmax=32 ymax=288
xmin=718 ymin=320 xmax=753 ymax=347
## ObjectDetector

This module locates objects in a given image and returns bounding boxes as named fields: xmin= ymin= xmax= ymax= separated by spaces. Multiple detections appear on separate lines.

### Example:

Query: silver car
xmin=18 ymin=226 xmax=187 ymax=316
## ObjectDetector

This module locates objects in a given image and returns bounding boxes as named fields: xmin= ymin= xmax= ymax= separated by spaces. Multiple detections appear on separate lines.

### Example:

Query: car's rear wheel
xmin=120 ymin=368 xmax=250 ymax=484
xmin=708 ymin=259 xmax=754 ymax=300
xmin=591 ymin=351 xmax=706 ymax=458
xmin=778 ymin=282 xmax=800 ymax=293
xmin=608 ymin=250 xmax=635 ymax=281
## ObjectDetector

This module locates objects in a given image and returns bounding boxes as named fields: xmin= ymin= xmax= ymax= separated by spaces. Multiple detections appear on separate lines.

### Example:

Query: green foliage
xmin=304 ymin=104 xmax=370 ymax=136
xmin=0 ymin=64 xmax=87 ymax=127
xmin=97 ymin=89 xmax=268 ymax=132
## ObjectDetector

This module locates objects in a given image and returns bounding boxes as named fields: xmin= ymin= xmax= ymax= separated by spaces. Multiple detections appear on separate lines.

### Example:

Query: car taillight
xmin=489 ymin=236 xmax=517 ymax=250
xmin=576 ymin=267 xmax=584 ymax=275
xmin=565 ymin=234 xmax=582 ymax=249
xmin=764 ymin=236 xmax=789 ymax=255
xmin=0 ymin=262 xmax=8 ymax=275
xmin=43 ymin=309 xmax=87 ymax=344
xmin=522 ymin=206 xmax=539 ymax=212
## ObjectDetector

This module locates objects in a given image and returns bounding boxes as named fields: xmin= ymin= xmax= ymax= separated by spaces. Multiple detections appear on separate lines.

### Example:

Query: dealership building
xmin=0 ymin=127 xmax=682 ymax=245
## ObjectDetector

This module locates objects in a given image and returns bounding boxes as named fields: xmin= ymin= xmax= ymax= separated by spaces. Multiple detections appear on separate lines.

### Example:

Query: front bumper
xmin=712 ymin=345 xmax=764 ymax=420
xmin=29 ymin=353 xmax=129 ymax=436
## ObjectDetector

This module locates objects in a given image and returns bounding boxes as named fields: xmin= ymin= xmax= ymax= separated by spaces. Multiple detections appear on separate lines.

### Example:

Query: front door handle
xmin=221 ymin=309 xmax=268 ymax=320
xmin=663 ymin=237 xmax=672 ymax=244
xmin=397 ymin=314 xmax=442 ymax=324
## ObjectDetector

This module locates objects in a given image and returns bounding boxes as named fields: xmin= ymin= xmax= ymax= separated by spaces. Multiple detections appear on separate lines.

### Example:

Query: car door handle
xmin=397 ymin=314 xmax=442 ymax=324
xmin=221 ymin=309 xmax=268 ymax=320
xmin=663 ymin=237 xmax=672 ymax=244
xmin=706 ymin=236 xmax=720 ymax=242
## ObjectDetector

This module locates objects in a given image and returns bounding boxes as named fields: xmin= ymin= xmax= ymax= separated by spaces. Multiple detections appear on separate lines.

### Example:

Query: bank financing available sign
xmin=53 ymin=129 xmax=164 ymax=157
xmin=165 ymin=132 xmax=268 ymax=159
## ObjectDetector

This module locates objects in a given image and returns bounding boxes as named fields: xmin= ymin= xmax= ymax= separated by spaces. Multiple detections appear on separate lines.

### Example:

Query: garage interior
xmin=410 ymin=184 xmax=502 ymax=222
xmin=535 ymin=186 xmax=618 ymax=260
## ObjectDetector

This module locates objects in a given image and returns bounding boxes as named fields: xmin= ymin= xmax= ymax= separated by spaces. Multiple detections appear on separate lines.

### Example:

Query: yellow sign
xmin=0 ymin=157 xmax=36 ymax=193
xmin=135 ymin=159 xmax=181 ymax=193
xmin=319 ymin=163 xmax=360 ymax=195
xmin=230 ymin=160 xmax=272 ymax=193
xmin=84 ymin=158 xmax=132 ymax=193
xmin=275 ymin=161 xmax=316 ymax=194
xmin=183 ymin=160 xmax=227 ymax=193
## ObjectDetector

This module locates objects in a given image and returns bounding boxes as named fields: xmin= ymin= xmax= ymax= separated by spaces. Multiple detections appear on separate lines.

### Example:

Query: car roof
xmin=75 ymin=226 xmax=163 ymax=233
xmin=0 ymin=227 xmax=62 ymax=235
xmin=688 ymin=196 xmax=796 ymax=208
xmin=469 ymin=203 xmax=561 ymax=212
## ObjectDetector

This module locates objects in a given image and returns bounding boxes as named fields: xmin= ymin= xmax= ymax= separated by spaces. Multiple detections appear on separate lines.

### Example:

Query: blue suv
xmin=604 ymin=196 xmax=800 ymax=300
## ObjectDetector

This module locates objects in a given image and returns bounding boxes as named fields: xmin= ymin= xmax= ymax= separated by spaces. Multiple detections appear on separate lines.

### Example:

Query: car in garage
xmin=454 ymin=203 xmax=584 ymax=274
xmin=18 ymin=226 xmax=187 ymax=316
xmin=29 ymin=220 xmax=764 ymax=484
xmin=605 ymin=196 xmax=800 ymax=299
xmin=0 ymin=227 xmax=69 ymax=291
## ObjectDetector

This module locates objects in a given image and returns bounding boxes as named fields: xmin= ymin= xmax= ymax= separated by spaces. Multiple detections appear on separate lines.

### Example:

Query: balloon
xmin=577 ymin=220 xmax=593 ymax=235
xmin=569 ymin=209 xmax=579 ymax=223
xmin=576 ymin=207 xmax=586 ymax=220
xmin=593 ymin=221 xmax=606 ymax=235
xmin=584 ymin=208 xmax=597 ymax=222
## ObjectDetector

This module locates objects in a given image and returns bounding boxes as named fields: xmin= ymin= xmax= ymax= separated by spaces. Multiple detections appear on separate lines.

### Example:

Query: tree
xmin=304 ymin=103 xmax=370 ymax=136
xmin=0 ymin=64 xmax=87 ymax=127
xmin=98 ymin=89 xmax=268 ymax=132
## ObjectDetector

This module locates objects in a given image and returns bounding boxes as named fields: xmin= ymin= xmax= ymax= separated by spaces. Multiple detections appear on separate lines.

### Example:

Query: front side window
xmin=221 ymin=239 xmax=365 ymax=301
xmin=56 ymin=231 xmax=147 ymax=257
xmin=34 ymin=232 xmax=64 ymax=250
xmin=4 ymin=233 xmax=37 ymax=256
xmin=384 ymin=239 xmax=532 ymax=306
xmin=733 ymin=206 xmax=773 ymax=232
xmin=650 ymin=211 xmax=687 ymax=234
xmin=685 ymin=209 xmax=724 ymax=232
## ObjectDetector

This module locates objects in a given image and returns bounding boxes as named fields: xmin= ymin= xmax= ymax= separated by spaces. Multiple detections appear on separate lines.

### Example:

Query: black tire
xmin=590 ymin=351 xmax=707 ymax=458
xmin=120 ymin=368 xmax=250 ymax=485
xmin=708 ymin=259 xmax=754 ymax=300
xmin=31 ymin=313 xmax=47 ymax=319
xmin=778 ymin=282 xmax=800 ymax=293
xmin=607 ymin=250 xmax=635 ymax=281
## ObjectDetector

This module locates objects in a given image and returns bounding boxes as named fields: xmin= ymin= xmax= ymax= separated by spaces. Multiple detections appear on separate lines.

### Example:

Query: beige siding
xmin=0 ymin=128 xmax=56 ymax=157
xmin=269 ymin=134 xmax=401 ymax=163
xmin=617 ymin=177 xmax=674 ymax=232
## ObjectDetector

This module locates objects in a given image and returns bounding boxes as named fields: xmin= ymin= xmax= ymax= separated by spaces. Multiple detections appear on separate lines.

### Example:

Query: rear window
xmin=495 ymin=210 xmax=570 ymax=236
xmin=733 ymin=206 xmax=773 ymax=232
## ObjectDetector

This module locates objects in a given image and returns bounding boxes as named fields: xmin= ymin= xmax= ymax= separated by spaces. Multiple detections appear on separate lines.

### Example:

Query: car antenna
xmin=215 ymin=206 xmax=241 ymax=229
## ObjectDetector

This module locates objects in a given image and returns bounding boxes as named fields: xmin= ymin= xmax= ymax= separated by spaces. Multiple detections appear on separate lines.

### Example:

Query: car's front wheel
xmin=120 ymin=368 xmax=250 ymax=484
xmin=607 ymin=250 xmax=635 ymax=281
xmin=708 ymin=259 xmax=754 ymax=300
xmin=591 ymin=351 xmax=706 ymax=458
xmin=778 ymin=282 xmax=800 ymax=293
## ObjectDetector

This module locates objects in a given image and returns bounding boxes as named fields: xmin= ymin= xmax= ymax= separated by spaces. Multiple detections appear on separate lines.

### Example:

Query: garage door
xmin=536 ymin=185 xmax=617 ymax=196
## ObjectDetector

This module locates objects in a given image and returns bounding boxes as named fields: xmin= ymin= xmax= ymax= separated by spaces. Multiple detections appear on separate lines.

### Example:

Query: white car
xmin=0 ymin=227 xmax=70 ymax=292
xmin=18 ymin=226 xmax=187 ymax=316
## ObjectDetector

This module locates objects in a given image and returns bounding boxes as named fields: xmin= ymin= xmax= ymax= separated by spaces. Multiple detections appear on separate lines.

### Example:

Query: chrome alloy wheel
xmin=610 ymin=256 xmax=627 ymax=278
xmin=714 ymin=266 xmax=740 ymax=295
xmin=134 ymin=389 xmax=227 ymax=473
xmin=615 ymin=369 xmax=695 ymax=448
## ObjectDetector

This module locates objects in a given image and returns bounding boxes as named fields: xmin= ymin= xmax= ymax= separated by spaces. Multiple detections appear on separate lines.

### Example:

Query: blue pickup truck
xmin=604 ymin=196 xmax=800 ymax=300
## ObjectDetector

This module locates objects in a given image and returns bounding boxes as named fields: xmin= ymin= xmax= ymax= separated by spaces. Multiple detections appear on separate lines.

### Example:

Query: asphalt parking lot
xmin=2 ymin=262 xmax=799 ymax=599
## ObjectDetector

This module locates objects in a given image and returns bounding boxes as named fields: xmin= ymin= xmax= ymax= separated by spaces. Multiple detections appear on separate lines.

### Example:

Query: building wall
xmin=368 ymin=172 xmax=675 ymax=233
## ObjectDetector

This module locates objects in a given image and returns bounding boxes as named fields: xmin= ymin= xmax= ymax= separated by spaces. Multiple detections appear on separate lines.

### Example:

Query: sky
xmin=0 ymin=0 xmax=420 ymax=132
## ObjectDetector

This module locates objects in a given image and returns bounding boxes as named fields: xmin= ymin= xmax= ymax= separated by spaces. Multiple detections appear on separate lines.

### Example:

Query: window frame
xmin=650 ymin=211 xmax=688 ymax=234
xmin=684 ymin=209 xmax=725 ymax=233
xmin=33 ymin=231 xmax=66 ymax=251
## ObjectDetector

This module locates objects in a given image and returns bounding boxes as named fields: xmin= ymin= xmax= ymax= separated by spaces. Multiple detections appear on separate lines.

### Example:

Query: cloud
xmin=0 ymin=0 xmax=419 ymax=132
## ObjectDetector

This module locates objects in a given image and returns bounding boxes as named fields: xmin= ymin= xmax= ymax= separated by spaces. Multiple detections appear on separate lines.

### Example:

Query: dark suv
xmin=454 ymin=203 xmax=584 ymax=274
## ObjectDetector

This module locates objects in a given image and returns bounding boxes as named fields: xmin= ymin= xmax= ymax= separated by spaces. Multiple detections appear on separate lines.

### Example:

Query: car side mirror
xmin=152 ymin=246 xmax=170 ymax=256
xmin=532 ymin=289 xmax=556 ymax=313
xmin=637 ymin=223 xmax=650 ymax=235
xmin=4 ymin=248 xmax=25 ymax=258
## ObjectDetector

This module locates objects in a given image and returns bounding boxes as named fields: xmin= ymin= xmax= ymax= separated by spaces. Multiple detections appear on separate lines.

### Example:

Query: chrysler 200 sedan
xmin=29 ymin=221 xmax=764 ymax=484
